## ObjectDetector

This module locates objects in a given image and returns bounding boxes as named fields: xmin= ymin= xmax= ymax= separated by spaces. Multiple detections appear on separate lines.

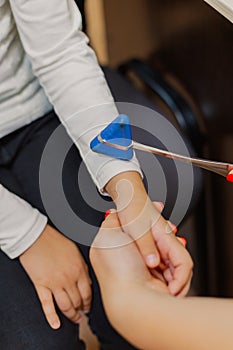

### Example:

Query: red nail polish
xmin=226 ymin=173 xmax=233 ymax=183
xmin=104 ymin=209 xmax=111 ymax=219
xmin=179 ymin=237 xmax=187 ymax=247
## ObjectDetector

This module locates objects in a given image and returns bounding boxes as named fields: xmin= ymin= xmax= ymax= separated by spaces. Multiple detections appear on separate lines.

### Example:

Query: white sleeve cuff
xmin=5 ymin=212 xmax=48 ymax=259
xmin=0 ymin=185 xmax=48 ymax=259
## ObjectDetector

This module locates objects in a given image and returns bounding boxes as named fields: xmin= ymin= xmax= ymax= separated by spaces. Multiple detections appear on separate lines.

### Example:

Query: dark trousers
xmin=0 ymin=111 xmax=138 ymax=350
xmin=0 ymin=68 xmax=202 ymax=350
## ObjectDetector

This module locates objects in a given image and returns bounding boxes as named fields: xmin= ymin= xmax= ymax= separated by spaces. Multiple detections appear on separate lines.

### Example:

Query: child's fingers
xmin=135 ymin=230 xmax=161 ymax=268
xmin=54 ymin=289 xmax=82 ymax=324
xmin=36 ymin=285 xmax=60 ymax=329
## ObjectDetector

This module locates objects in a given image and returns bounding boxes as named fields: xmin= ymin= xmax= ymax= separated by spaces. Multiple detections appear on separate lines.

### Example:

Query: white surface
xmin=204 ymin=0 xmax=233 ymax=23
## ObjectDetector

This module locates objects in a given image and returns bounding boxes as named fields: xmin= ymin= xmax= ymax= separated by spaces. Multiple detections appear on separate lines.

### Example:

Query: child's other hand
xmin=19 ymin=225 xmax=92 ymax=329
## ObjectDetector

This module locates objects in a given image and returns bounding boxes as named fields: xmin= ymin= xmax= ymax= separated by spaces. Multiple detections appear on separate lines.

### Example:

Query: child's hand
xmin=19 ymin=224 xmax=92 ymax=329
xmin=105 ymin=171 xmax=193 ymax=297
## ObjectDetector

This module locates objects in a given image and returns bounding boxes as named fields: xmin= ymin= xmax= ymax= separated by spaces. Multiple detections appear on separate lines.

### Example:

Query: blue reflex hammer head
xmin=90 ymin=114 xmax=134 ymax=160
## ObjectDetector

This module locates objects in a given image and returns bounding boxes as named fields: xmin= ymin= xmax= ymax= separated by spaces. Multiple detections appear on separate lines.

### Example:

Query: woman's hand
xmin=19 ymin=224 xmax=92 ymax=329
xmin=105 ymin=171 xmax=193 ymax=296
xmin=150 ymin=202 xmax=193 ymax=296
xmin=90 ymin=210 xmax=169 ymax=296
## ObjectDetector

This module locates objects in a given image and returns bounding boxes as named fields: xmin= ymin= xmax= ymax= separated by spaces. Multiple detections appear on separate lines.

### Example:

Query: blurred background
xmin=84 ymin=0 xmax=233 ymax=296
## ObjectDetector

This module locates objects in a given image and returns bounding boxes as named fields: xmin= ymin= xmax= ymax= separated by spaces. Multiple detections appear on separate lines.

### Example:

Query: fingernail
xmin=226 ymin=172 xmax=233 ymax=183
xmin=104 ymin=209 xmax=112 ymax=219
xmin=52 ymin=321 xmax=60 ymax=329
xmin=168 ymin=221 xmax=178 ymax=234
xmin=158 ymin=202 xmax=164 ymax=210
xmin=146 ymin=254 xmax=159 ymax=267
xmin=104 ymin=209 xmax=116 ymax=219
xmin=178 ymin=237 xmax=187 ymax=247
xmin=169 ymin=284 xmax=178 ymax=296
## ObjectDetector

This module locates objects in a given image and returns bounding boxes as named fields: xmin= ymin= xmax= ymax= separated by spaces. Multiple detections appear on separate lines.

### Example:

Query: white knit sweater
xmin=0 ymin=0 xmax=141 ymax=258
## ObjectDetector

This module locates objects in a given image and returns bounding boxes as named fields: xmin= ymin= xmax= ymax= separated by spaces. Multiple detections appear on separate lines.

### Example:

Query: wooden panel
xmin=85 ymin=0 xmax=158 ymax=67
xmin=102 ymin=0 xmax=158 ymax=66
xmin=85 ymin=0 xmax=109 ymax=65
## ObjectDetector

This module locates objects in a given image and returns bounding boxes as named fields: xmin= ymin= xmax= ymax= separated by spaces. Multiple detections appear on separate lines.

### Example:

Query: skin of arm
xmin=106 ymin=171 xmax=162 ymax=266
xmin=90 ymin=211 xmax=233 ymax=350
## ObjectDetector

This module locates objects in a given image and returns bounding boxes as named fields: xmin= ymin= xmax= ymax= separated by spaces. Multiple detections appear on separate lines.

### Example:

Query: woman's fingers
xmin=105 ymin=209 xmax=161 ymax=268
xmin=152 ymin=201 xmax=164 ymax=213
xmin=93 ymin=210 xmax=133 ymax=249
xmin=163 ymin=266 xmax=173 ymax=283
xmin=103 ymin=205 xmax=190 ymax=291
xmin=151 ymin=201 xmax=193 ymax=295
xmin=150 ymin=268 xmax=166 ymax=283
xmin=176 ymin=271 xmax=193 ymax=297
xmin=167 ymin=253 xmax=193 ymax=296
xmin=177 ymin=236 xmax=187 ymax=247
xmin=102 ymin=209 xmax=120 ymax=228
xmin=36 ymin=285 xmax=60 ymax=329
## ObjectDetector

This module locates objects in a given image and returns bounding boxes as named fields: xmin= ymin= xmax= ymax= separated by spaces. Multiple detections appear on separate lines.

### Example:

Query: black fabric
xmin=0 ymin=112 xmax=137 ymax=350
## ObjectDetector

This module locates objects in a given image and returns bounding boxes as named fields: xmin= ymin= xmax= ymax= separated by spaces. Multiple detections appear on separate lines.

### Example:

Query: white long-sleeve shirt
xmin=0 ymin=0 xmax=141 ymax=258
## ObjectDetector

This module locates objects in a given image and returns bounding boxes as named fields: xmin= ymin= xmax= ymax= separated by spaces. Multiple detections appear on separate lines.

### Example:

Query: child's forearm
xmin=100 ymin=281 xmax=233 ymax=350
xmin=105 ymin=171 xmax=162 ymax=268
